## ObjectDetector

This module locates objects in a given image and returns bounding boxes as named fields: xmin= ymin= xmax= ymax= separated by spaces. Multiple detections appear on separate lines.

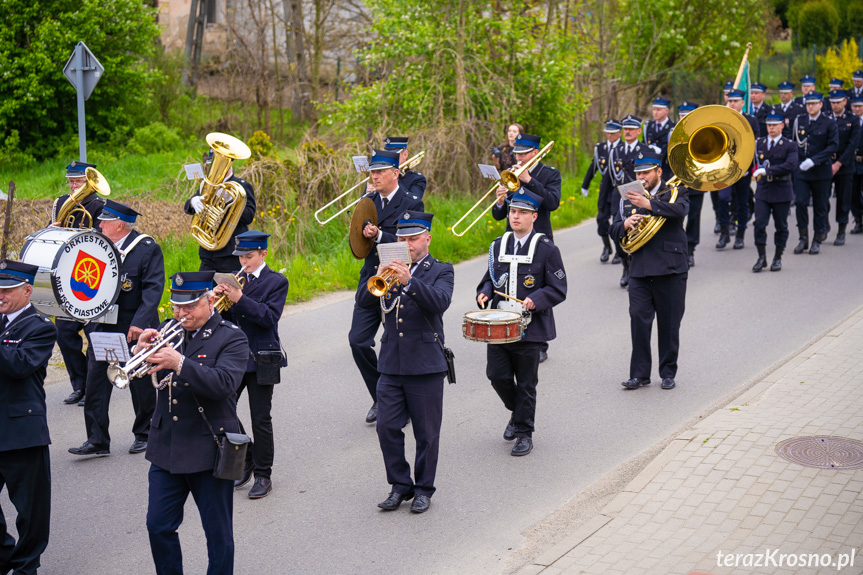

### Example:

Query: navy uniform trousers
xmin=717 ymin=175 xmax=752 ymax=235
xmin=795 ymin=177 xmax=832 ymax=236
xmin=147 ymin=466 xmax=234 ymax=575
xmin=628 ymin=274 xmax=687 ymax=379
xmin=487 ymin=341 xmax=543 ymax=437
xmin=236 ymin=372 xmax=274 ymax=477
xmin=55 ymin=320 xmax=88 ymax=393
xmin=754 ymin=200 xmax=791 ymax=247
xmin=685 ymin=189 xmax=705 ymax=252
xmin=377 ymin=372 xmax=445 ymax=497
xmin=0 ymin=447 xmax=51 ymax=575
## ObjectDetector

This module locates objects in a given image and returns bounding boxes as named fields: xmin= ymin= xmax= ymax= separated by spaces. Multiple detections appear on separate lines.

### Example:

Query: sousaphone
xmin=620 ymin=105 xmax=755 ymax=253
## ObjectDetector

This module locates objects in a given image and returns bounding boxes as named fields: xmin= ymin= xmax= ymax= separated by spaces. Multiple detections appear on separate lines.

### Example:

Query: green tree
xmin=795 ymin=0 xmax=839 ymax=48
xmin=0 ymin=0 xmax=161 ymax=160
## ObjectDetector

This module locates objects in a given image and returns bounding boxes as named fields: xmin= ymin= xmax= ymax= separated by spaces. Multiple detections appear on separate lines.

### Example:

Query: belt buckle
xmin=766 ymin=175 xmax=774 ymax=182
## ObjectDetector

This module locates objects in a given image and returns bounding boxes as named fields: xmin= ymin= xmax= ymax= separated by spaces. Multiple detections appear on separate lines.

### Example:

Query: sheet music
xmin=214 ymin=272 xmax=243 ymax=289
xmin=617 ymin=180 xmax=647 ymax=197
xmin=88 ymin=332 xmax=131 ymax=363
xmin=352 ymin=156 xmax=370 ymax=173
xmin=183 ymin=162 xmax=206 ymax=180
xmin=477 ymin=163 xmax=501 ymax=180
xmin=377 ymin=242 xmax=411 ymax=268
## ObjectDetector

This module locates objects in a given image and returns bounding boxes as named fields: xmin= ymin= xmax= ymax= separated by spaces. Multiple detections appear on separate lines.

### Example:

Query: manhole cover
xmin=775 ymin=436 xmax=863 ymax=470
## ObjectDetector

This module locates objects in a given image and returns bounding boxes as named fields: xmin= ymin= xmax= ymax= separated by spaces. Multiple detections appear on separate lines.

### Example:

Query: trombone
xmin=450 ymin=141 xmax=554 ymax=237
xmin=314 ymin=151 xmax=426 ymax=225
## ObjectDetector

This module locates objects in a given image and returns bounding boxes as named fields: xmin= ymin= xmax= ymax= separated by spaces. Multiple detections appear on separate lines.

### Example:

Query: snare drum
xmin=20 ymin=227 xmax=121 ymax=323
xmin=462 ymin=309 xmax=526 ymax=344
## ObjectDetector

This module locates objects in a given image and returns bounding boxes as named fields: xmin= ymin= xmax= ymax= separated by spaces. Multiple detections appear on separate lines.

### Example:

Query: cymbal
xmin=349 ymin=197 xmax=377 ymax=259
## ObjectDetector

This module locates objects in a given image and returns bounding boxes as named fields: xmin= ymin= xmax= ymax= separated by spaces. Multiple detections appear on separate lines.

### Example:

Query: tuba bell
xmin=190 ymin=132 xmax=252 ymax=251
xmin=53 ymin=167 xmax=111 ymax=229
xmin=621 ymin=106 xmax=755 ymax=253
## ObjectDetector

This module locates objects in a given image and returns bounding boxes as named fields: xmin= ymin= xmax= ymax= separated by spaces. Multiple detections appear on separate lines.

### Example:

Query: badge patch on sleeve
xmin=554 ymin=269 xmax=565 ymax=280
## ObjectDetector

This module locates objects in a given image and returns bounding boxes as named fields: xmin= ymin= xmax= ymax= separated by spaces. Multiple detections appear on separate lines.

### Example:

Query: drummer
xmin=476 ymin=189 xmax=567 ymax=457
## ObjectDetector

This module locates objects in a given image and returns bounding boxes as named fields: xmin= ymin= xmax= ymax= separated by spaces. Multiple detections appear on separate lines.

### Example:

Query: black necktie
xmin=0 ymin=315 xmax=7 ymax=332
xmin=245 ymin=272 xmax=254 ymax=284
xmin=768 ymin=140 xmax=773 ymax=151
xmin=382 ymin=197 xmax=389 ymax=210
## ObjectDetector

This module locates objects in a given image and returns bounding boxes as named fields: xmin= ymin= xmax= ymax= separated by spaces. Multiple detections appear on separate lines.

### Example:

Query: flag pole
xmin=732 ymin=42 xmax=753 ymax=90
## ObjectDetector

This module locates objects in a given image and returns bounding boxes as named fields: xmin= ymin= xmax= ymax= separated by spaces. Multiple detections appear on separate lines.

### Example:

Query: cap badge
xmin=175 ymin=275 xmax=184 ymax=286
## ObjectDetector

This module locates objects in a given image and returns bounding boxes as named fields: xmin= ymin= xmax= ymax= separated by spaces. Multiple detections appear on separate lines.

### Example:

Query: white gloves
xmin=650 ymin=145 xmax=662 ymax=154
xmin=581 ymin=188 xmax=590 ymax=197
xmin=190 ymin=196 xmax=205 ymax=213
xmin=799 ymin=158 xmax=815 ymax=172
xmin=752 ymin=168 xmax=766 ymax=179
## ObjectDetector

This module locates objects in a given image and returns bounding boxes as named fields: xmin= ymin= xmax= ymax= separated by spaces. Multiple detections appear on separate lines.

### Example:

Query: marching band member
xmin=751 ymin=114 xmax=798 ymax=272
xmin=69 ymin=200 xmax=165 ymax=457
xmin=605 ymin=115 xmax=653 ymax=287
xmin=491 ymin=132 xmax=562 ymax=240
xmin=357 ymin=211 xmax=453 ymax=514
xmin=849 ymin=71 xmax=863 ymax=110
xmin=823 ymin=79 xmax=844 ymax=111
xmin=583 ymin=120 xmax=623 ymax=263
xmin=0 ymin=261 xmax=57 ymax=574
xmin=827 ymin=90 xmax=861 ymax=246
xmin=678 ymin=102 xmax=703 ymax=267
xmin=350 ymin=149 xmax=423 ymax=424
xmin=793 ymin=75 xmax=816 ymax=106
xmin=793 ymin=92 xmax=839 ymax=255
xmin=54 ymin=161 xmax=105 ymax=407
xmin=611 ymin=150 xmax=689 ymax=391
xmin=215 ymin=231 xmax=289 ymax=500
xmin=716 ymin=89 xmax=759 ymax=250
xmin=184 ymin=155 xmax=257 ymax=273
xmin=477 ymin=190 xmax=567 ymax=457
xmin=384 ymin=136 xmax=427 ymax=199
xmin=643 ymin=97 xmax=675 ymax=175
xmin=750 ymin=83 xmax=772 ymax=138
xmin=775 ymin=82 xmax=804 ymax=140
xmin=138 ymin=271 xmax=249 ymax=575
xmin=851 ymin=97 xmax=863 ymax=234
xmin=722 ymin=81 xmax=734 ymax=103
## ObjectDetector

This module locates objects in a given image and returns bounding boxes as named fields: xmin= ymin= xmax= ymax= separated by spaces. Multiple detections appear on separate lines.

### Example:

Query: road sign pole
xmin=75 ymin=44 xmax=87 ymax=162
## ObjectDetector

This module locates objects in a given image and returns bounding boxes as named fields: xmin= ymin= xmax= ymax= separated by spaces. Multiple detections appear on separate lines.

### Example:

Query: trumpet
xmin=314 ymin=151 xmax=425 ymax=225
xmin=107 ymin=318 xmax=187 ymax=389
xmin=451 ymin=141 xmax=554 ymax=237
xmin=367 ymin=258 xmax=411 ymax=297
xmin=215 ymin=272 xmax=246 ymax=313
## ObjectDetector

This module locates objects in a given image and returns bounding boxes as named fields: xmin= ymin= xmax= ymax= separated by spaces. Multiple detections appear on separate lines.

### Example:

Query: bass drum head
xmin=21 ymin=228 xmax=121 ymax=321
xmin=464 ymin=309 xmax=521 ymax=323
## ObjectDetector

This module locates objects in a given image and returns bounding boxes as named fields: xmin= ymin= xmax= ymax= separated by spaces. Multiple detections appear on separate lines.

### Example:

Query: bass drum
xmin=19 ymin=227 xmax=121 ymax=323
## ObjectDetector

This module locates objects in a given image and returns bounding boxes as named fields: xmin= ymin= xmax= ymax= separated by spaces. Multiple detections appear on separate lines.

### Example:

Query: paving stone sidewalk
xmin=517 ymin=308 xmax=863 ymax=575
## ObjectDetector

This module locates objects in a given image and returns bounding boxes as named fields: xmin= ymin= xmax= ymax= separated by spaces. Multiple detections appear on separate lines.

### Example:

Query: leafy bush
xmin=0 ymin=131 xmax=38 ymax=172
xmin=247 ymin=130 xmax=274 ymax=158
xmin=127 ymin=122 xmax=183 ymax=156
xmin=816 ymin=39 xmax=863 ymax=89
xmin=796 ymin=0 xmax=840 ymax=48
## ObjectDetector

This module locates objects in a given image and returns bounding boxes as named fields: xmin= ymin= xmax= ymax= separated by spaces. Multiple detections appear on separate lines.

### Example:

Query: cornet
xmin=107 ymin=318 xmax=187 ymax=389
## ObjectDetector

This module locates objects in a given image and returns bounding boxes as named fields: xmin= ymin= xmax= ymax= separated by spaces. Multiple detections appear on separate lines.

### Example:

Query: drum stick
xmin=494 ymin=290 xmax=524 ymax=304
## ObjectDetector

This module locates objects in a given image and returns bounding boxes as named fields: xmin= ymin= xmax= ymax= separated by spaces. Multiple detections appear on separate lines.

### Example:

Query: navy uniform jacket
xmin=794 ymin=113 xmax=840 ymax=181
xmin=610 ymin=180 xmax=690 ymax=278
xmin=220 ymin=265 xmax=289 ymax=372
xmin=754 ymin=136 xmax=798 ymax=203
xmin=146 ymin=313 xmax=249 ymax=474
xmin=582 ymin=139 xmax=619 ymax=204
xmin=399 ymin=170 xmax=427 ymax=200
xmin=751 ymin=104 xmax=772 ymax=138
xmin=492 ymin=162 xmax=562 ymax=239
xmin=643 ymin=119 xmax=676 ymax=172
xmin=184 ymin=174 xmax=257 ymax=261
xmin=775 ymin=101 xmax=805 ymax=139
xmin=605 ymin=141 xmax=654 ymax=208
xmin=855 ymin=116 xmax=863 ymax=175
xmin=742 ymin=112 xmax=760 ymax=139
xmin=832 ymin=111 xmax=861 ymax=176
xmin=50 ymin=192 xmax=105 ymax=228
xmin=358 ymin=255 xmax=453 ymax=375
xmin=476 ymin=231 xmax=567 ymax=343
xmin=356 ymin=186 xmax=424 ymax=307
xmin=0 ymin=306 xmax=57 ymax=452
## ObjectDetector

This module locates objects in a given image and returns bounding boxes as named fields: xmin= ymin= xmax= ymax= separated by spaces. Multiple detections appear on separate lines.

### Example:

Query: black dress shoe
xmin=234 ymin=462 xmax=254 ymax=488
xmin=78 ymin=395 xmax=86 ymax=406
xmin=809 ymin=241 xmax=821 ymax=255
xmin=714 ymin=222 xmax=721 ymax=234
xmin=621 ymin=377 xmax=650 ymax=390
xmin=69 ymin=442 xmax=110 ymax=456
xmin=752 ymin=255 xmax=767 ymax=272
xmin=715 ymin=231 xmax=730 ymax=249
xmin=64 ymin=390 xmax=84 ymax=404
xmin=793 ymin=238 xmax=808 ymax=254
xmin=661 ymin=378 xmax=676 ymax=390
xmin=834 ymin=232 xmax=846 ymax=246
xmin=365 ymin=402 xmax=378 ymax=423
xmin=600 ymin=246 xmax=611 ymax=263
xmin=248 ymin=476 xmax=272 ymax=499
xmin=378 ymin=491 xmax=414 ymax=511
xmin=128 ymin=439 xmax=147 ymax=454
xmin=611 ymin=254 xmax=621 ymax=265
xmin=619 ymin=269 xmax=629 ymax=288
xmin=410 ymin=494 xmax=431 ymax=513
xmin=733 ymin=236 xmax=744 ymax=249
xmin=770 ymin=257 xmax=782 ymax=272
xmin=503 ymin=417 xmax=516 ymax=441
xmin=511 ymin=437 xmax=533 ymax=456
xmin=851 ymin=222 xmax=863 ymax=234
xmin=538 ymin=350 xmax=548 ymax=363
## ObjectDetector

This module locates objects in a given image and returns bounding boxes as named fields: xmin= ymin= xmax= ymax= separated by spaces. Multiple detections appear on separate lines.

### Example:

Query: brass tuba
xmin=190 ymin=133 xmax=252 ymax=251
xmin=621 ymin=106 xmax=754 ymax=253
xmin=54 ymin=167 xmax=111 ymax=228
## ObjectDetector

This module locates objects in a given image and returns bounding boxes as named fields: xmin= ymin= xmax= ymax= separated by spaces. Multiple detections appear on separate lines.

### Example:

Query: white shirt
xmin=648 ymin=181 xmax=661 ymax=198
xmin=512 ymin=231 xmax=531 ymax=252
xmin=375 ymin=185 xmax=400 ymax=243
xmin=246 ymin=262 xmax=266 ymax=279
xmin=3 ymin=303 xmax=31 ymax=327
xmin=768 ymin=135 xmax=782 ymax=148
xmin=114 ymin=232 xmax=132 ymax=249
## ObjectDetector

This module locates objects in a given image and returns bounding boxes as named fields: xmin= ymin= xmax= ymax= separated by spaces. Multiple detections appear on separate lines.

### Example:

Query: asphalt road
xmin=10 ymin=201 xmax=863 ymax=575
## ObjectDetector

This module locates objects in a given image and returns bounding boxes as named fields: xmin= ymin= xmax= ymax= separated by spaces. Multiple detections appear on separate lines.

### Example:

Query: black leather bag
xmin=192 ymin=393 xmax=251 ymax=481
xmin=256 ymin=349 xmax=284 ymax=385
